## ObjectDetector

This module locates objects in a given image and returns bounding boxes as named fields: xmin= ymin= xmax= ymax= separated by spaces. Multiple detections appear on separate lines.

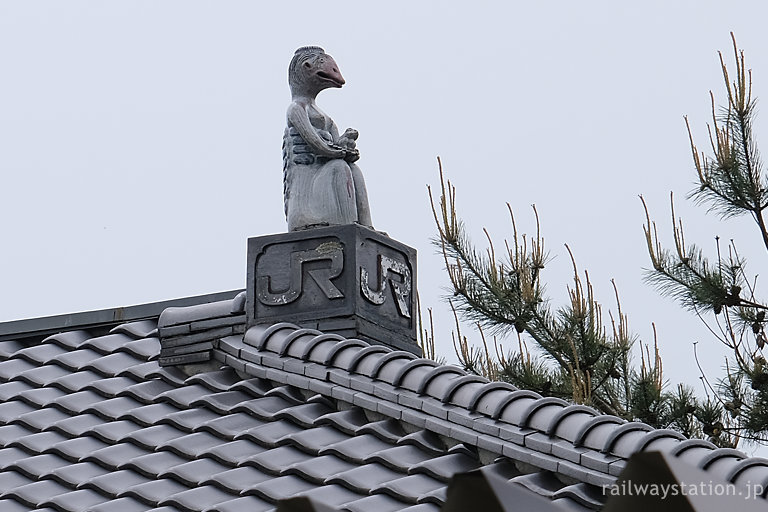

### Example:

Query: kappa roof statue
xmin=282 ymin=46 xmax=373 ymax=232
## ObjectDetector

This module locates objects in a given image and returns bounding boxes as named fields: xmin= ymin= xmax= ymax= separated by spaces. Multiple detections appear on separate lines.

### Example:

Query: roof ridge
xmin=210 ymin=323 xmax=768 ymax=491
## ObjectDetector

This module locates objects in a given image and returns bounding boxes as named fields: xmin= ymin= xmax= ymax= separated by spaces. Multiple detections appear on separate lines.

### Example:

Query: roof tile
xmin=398 ymin=430 xmax=445 ymax=455
xmin=48 ymin=413 xmax=104 ymax=438
xmin=90 ymin=419 xmax=144 ymax=444
xmin=88 ymin=496 xmax=150 ymax=512
xmin=248 ymin=445 xmax=313 ymax=474
xmin=208 ymin=495 xmax=275 ymax=512
xmin=297 ymin=483 xmax=364 ymax=508
xmin=443 ymin=377 xmax=488 ymax=407
xmin=409 ymin=451 xmax=480 ymax=481
xmin=49 ymin=461 xmax=111 ymax=487
xmin=246 ymin=474 xmax=317 ymax=501
xmin=283 ymin=425 xmax=351 ymax=454
xmin=375 ymin=473 xmax=445 ymax=504
xmin=327 ymin=462 xmax=403 ymax=493
xmin=14 ymin=364 xmax=70 ymax=387
xmin=83 ymin=468 xmax=152 ymax=496
xmin=301 ymin=334 xmax=346 ymax=364
xmin=573 ymin=416 xmax=625 ymax=450
xmin=320 ymin=434 xmax=393 ymax=464
xmin=600 ymin=421 xmax=654 ymax=457
xmin=204 ymin=439 xmax=267 ymax=467
xmin=0 ymin=498 xmax=46 ymax=512
xmin=50 ymin=349 xmax=103 ymax=372
xmin=10 ymin=430 xmax=68 ymax=454
xmin=232 ymin=396 xmax=296 ymax=421
xmin=0 ymin=472 xmax=36 ymax=495
xmin=0 ymin=425 xmax=35 ymax=446
xmin=546 ymin=405 xmax=597 ymax=441
xmin=0 ymin=381 xmax=32 ymax=401
xmin=14 ymin=344 xmax=68 ymax=365
xmin=86 ymin=352 xmax=148 ymax=378
xmin=160 ymin=484 xmax=237 ymax=511
xmin=120 ymin=478 xmax=190 ymax=506
xmin=0 ymin=447 xmax=36 ymax=471
xmin=370 ymin=351 xmax=418 ymax=383
xmin=0 ymin=340 xmax=26 ymax=360
xmin=120 ymin=337 xmax=161 ymax=360
xmin=121 ymin=450 xmax=188 ymax=477
xmin=3 ymin=302 xmax=760 ymax=510
xmin=191 ymin=390 xmax=254 ymax=414
xmin=730 ymin=461 xmax=768 ymax=490
xmin=236 ymin=419 xmax=304 ymax=449
xmin=51 ymin=389 xmax=105 ymax=415
xmin=195 ymin=412 xmax=266 ymax=440
xmin=10 ymin=453 xmax=70 ymax=480
xmin=284 ymin=454 xmax=358 ymax=484
xmin=6 ymin=481 xmax=71 ymax=508
xmin=45 ymin=488 xmax=117 ymax=510
xmin=82 ymin=333 xmax=135 ymax=355
xmin=700 ymin=449 xmax=745 ymax=481
xmin=343 ymin=492 xmax=409 ymax=512
xmin=14 ymin=407 xmax=70 ymax=432
xmin=323 ymin=339 xmax=369 ymax=367
xmin=126 ymin=402 xmax=182 ymax=427
xmin=160 ymin=431 xmax=225 ymax=459
xmin=49 ymin=436 xmax=111 ymax=462
xmin=49 ymin=370 xmax=102 ymax=393
xmin=205 ymin=465 xmax=273 ymax=494
xmin=86 ymin=376 xmax=138 ymax=398
xmin=43 ymin=330 xmax=90 ymax=350
xmin=84 ymin=442 xmax=151 ymax=469
xmin=110 ymin=319 xmax=158 ymax=339
xmin=161 ymin=457 xmax=230 ymax=487
xmin=87 ymin=396 xmax=144 ymax=420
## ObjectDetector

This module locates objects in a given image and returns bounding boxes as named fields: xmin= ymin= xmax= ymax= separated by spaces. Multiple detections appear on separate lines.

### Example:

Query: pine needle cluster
xmin=643 ymin=33 xmax=768 ymax=446
xmin=427 ymin=159 xmax=702 ymax=435
xmin=424 ymin=34 xmax=768 ymax=447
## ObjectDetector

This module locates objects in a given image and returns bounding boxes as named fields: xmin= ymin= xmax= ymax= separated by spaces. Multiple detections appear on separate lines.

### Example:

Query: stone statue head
xmin=288 ymin=46 xmax=345 ymax=98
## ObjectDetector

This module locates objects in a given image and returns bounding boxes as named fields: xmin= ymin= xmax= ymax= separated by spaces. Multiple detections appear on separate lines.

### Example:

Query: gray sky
xmin=3 ymin=1 xmax=768 ymax=446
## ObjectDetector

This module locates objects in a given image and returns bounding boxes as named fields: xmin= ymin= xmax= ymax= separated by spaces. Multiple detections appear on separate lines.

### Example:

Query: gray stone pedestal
xmin=246 ymin=225 xmax=419 ymax=354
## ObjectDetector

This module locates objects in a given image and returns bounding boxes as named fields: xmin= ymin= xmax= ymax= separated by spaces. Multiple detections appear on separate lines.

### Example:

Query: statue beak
xmin=318 ymin=56 xmax=345 ymax=87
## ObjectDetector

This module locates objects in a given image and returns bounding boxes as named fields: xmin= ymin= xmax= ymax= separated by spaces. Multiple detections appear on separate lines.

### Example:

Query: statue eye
xmin=303 ymin=61 xmax=311 ymax=68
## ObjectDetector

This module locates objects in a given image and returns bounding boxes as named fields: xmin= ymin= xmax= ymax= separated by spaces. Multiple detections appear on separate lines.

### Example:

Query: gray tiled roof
xmin=0 ymin=296 xmax=766 ymax=511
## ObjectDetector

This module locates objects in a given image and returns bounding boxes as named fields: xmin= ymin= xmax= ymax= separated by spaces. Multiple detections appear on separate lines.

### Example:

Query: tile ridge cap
xmin=220 ymin=324 xmax=768 ymax=484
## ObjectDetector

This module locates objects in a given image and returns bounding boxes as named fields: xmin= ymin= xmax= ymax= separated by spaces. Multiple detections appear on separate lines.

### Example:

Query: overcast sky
xmin=3 ymin=2 xmax=768 ymax=446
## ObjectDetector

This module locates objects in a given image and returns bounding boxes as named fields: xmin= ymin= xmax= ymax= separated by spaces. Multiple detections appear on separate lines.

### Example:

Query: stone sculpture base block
xmin=246 ymin=225 xmax=419 ymax=354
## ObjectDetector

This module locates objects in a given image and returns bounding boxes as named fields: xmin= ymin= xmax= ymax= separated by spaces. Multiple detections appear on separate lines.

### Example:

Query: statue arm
xmin=287 ymin=103 xmax=346 ymax=159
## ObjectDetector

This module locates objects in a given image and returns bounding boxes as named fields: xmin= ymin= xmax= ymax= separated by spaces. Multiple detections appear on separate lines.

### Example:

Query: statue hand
xmin=344 ymin=148 xmax=360 ymax=163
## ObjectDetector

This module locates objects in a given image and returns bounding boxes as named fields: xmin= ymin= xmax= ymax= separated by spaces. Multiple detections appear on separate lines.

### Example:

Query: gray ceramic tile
xmin=0 ymin=448 xmax=34 ymax=471
xmin=3 ymin=301 xmax=764 ymax=511
xmin=161 ymin=484 xmax=237 ymax=511
xmin=84 ymin=469 xmax=152 ymax=496
xmin=161 ymin=457 xmax=229 ymax=486
xmin=327 ymin=462 xmax=403 ymax=494
xmin=205 ymin=465 xmax=273 ymax=493
xmin=49 ymin=461 xmax=110 ymax=487
xmin=11 ymin=453 xmax=70 ymax=480
xmin=45 ymin=488 xmax=115 ymax=511
xmin=283 ymin=454 xmax=357 ymax=484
